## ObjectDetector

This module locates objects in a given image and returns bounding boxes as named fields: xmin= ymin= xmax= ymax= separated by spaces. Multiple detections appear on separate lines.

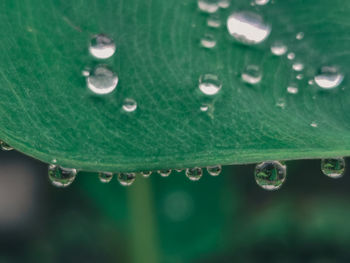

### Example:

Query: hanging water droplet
xmin=186 ymin=167 xmax=203 ymax=181
xmin=255 ymin=0 xmax=270 ymax=5
xmin=321 ymin=158 xmax=345 ymax=179
xmin=158 ymin=169 xmax=172 ymax=177
xmin=255 ymin=161 xmax=286 ymax=191
xmin=118 ymin=173 xmax=136 ymax=186
xmin=241 ymin=65 xmax=262 ymax=85
xmin=199 ymin=74 xmax=222 ymax=95
xmin=314 ymin=67 xmax=344 ymax=90
xmin=310 ymin=121 xmax=318 ymax=128
xmin=292 ymin=62 xmax=304 ymax=72
xmin=270 ymin=43 xmax=287 ymax=56
xmin=207 ymin=165 xmax=222 ymax=176
xmin=287 ymin=85 xmax=298 ymax=94
xmin=197 ymin=0 xmax=219 ymax=13
xmin=89 ymin=34 xmax=116 ymax=59
xmin=200 ymin=34 xmax=217 ymax=48
xmin=207 ymin=16 xmax=221 ymax=28
xmin=175 ymin=169 xmax=183 ymax=172
xmin=200 ymin=104 xmax=209 ymax=112
xmin=287 ymin=52 xmax=295 ymax=60
xmin=48 ymin=165 xmax=77 ymax=188
xmin=0 ymin=140 xmax=13 ymax=151
xmin=122 ymin=98 xmax=137 ymax=112
xmin=227 ymin=11 xmax=271 ymax=45
xmin=98 ymin=172 xmax=114 ymax=183
xmin=87 ymin=65 xmax=118 ymax=95
xmin=296 ymin=32 xmax=304 ymax=40
xmin=141 ymin=171 xmax=152 ymax=178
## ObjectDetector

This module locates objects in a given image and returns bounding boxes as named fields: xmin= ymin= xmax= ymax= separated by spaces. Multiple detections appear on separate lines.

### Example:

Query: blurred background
xmin=0 ymin=150 xmax=350 ymax=263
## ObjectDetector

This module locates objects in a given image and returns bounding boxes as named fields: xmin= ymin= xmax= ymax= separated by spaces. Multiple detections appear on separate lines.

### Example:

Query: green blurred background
xmin=0 ymin=150 xmax=349 ymax=263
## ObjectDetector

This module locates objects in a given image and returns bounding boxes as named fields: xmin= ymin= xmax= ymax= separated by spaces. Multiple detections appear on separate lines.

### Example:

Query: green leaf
xmin=1 ymin=0 xmax=350 ymax=172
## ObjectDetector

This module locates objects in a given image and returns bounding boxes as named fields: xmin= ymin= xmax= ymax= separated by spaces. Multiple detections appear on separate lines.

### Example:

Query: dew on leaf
xmin=199 ymin=74 xmax=222 ymax=95
xmin=122 ymin=98 xmax=137 ymax=112
xmin=141 ymin=171 xmax=152 ymax=178
xmin=198 ymin=0 xmax=219 ymax=13
xmin=0 ymin=140 xmax=13 ymax=151
xmin=321 ymin=158 xmax=345 ymax=179
xmin=186 ymin=167 xmax=203 ymax=181
xmin=255 ymin=0 xmax=270 ymax=5
xmin=255 ymin=161 xmax=286 ymax=191
xmin=118 ymin=173 xmax=136 ymax=186
xmin=48 ymin=165 xmax=77 ymax=188
xmin=314 ymin=67 xmax=344 ymax=90
xmin=296 ymin=32 xmax=304 ymax=40
xmin=89 ymin=34 xmax=116 ymax=59
xmin=207 ymin=165 xmax=222 ymax=176
xmin=98 ymin=172 xmax=114 ymax=183
xmin=200 ymin=34 xmax=217 ymax=48
xmin=287 ymin=52 xmax=295 ymax=60
xmin=292 ymin=62 xmax=304 ymax=72
xmin=271 ymin=43 xmax=287 ymax=56
xmin=87 ymin=65 xmax=119 ymax=95
xmin=287 ymin=85 xmax=298 ymax=94
xmin=241 ymin=65 xmax=262 ymax=85
xmin=158 ymin=170 xmax=172 ymax=177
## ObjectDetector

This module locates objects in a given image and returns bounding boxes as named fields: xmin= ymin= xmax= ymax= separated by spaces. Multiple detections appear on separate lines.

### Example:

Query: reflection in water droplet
xmin=141 ymin=171 xmax=152 ymax=178
xmin=199 ymin=74 xmax=222 ymax=95
xmin=207 ymin=165 xmax=222 ymax=176
xmin=200 ymin=34 xmax=217 ymax=48
xmin=314 ymin=67 xmax=344 ymax=90
xmin=89 ymin=34 xmax=116 ymax=59
xmin=87 ymin=65 xmax=118 ymax=95
xmin=292 ymin=62 xmax=304 ymax=71
xmin=296 ymin=32 xmax=304 ymax=40
xmin=255 ymin=0 xmax=270 ymax=5
xmin=271 ymin=43 xmax=287 ymax=56
xmin=198 ymin=0 xmax=219 ymax=13
xmin=227 ymin=11 xmax=271 ymax=45
xmin=186 ymin=167 xmax=203 ymax=181
xmin=0 ymin=141 xmax=13 ymax=151
xmin=321 ymin=158 xmax=345 ymax=179
xmin=99 ymin=172 xmax=114 ymax=183
xmin=241 ymin=65 xmax=262 ymax=85
xmin=122 ymin=98 xmax=137 ymax=112
xmin=287 ymin=85 xmax=298 ymax=94
xmin=118 ymin=173 xmax=136 ymax=186
xmin=158 ymin=170 xmax=172 ymax=177
xmin=255 ymin=161 xmax=286 ymax=191
xmin=48 ymin=165 xmax=77 ymax=188
xmin=287 ymin=52 xmax=295 ymax=60
xmin=310 ymin=121 xmax=318 ymax=128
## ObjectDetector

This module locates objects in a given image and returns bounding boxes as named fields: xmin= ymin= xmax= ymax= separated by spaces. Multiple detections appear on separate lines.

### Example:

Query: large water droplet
xmin=87 ymin=65 xmax=119 ymax=95
xmin=118 ymin=173 xmax=136 ymax=186
xmin=207 ymin=165 xmax=222 ymax=176
xmin=321 ymin=158 xmax=345 ymax=179
xmin=270 ymin=43 xmax=287 ymax=56
xmin=186 ymin=167 xmax=203 ymax=181
xmin=199 ymin=74 xmax=222 ymax=95
xmin=227 ymin=12 xmax=271 ymax=45
xmin=255 ymin=161 xmax=286 ymax=191
xmin=314 ymin=67 xmax=344 ymax=90
xmin=0 ymin=140 xmax=13 ymax=151
xmin=197 ymin=0 xmax=219 ymax=13
xmin=99 ymin=172 xmax=114 ymax=183
xmin=158 ymin=170 xmax=172 ymax=177
xmin=200 ymin=34 xmax=217 ymax=48
xmin=122 ymin=98 xmax=137 ymax=112
xmin=241 ymin=65 xmax=262 ymax=85
xmin=48 ymin=165 xmax=77 ymax=188
xmin=89 ymin=34 xmax=116 ymax=59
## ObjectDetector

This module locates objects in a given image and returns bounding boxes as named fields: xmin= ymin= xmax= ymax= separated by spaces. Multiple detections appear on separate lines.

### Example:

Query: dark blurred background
xmin=0 ymin=150 xmax=349 ymax=263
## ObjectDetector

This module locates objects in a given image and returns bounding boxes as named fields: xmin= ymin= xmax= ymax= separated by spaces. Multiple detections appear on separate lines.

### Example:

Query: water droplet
xmin=207 ymin=165 xmax=222 ymax=176
xmin=292 ymin=62 xmax=304 ymax=71
xmin=186 ymin=167 xmax=203 ymax=181
xmin=255 ymin=161 xmax=286 ymax=191
xmin=218 ymin=0 xmax=230 ymax=8
xmin=175 ymin=169 xmax=183 ymax=172
xmin=87 ymin=65 xmax=118 ymax=95
xmin=310 ymin=121 xmax=318 ymax=128
xmin=158 ymin=170 xmax=172 ymax=177
xmin=255 ymin=0 xmax=270 ymax=5
xmin=321 ymin=158 xmax=345 ymax=179
xmin=98 ymin=172 xmax=114 ymax=183
xmin=200 ymin=104 xmax=209 ymax=112
xmin=287 ymin=85 xmax=298 ymax=94
xmin=89 ymin=34 xmax=116 ymax=59
xmin=271 ymin=43 xmax=287 ymax=56
xmin=207 ymin=16 xmax=221 ymax=28
xmin=296 ymin=32 xmax=304 ymax=40
xmin=141 ymin=171 xmax=152 ymax=178
xmin=118 ymin=173 xmax=136 ymax=186
xmin=82 ymin=69 xmax=90 ymax=77
xmin=287 ymin=52 xmax=295 ymax=60
xmin=227 ymin=11 xmax=271 ymax=45
xmin=199 ymin=74 xmax=222 ymax=95
xmin=296 ymin=74 xmax=303 ymax=80
xmin=200 ymin=34 xmax=217 ymax=48
xmin=308 ymin=79 xmax=314 ymax=85
xmin=0 ymin=140 xmax=13 ymax=151
xmin=198 ymin=0 xmax=219 ymax=13
xmin=48 ymin=165 xmax=77 ymax=188
xmin=241 ymin=65 xmax=262 ymax=85
xmin=314 ymin=67 xmax=344 ymax=90
xmin=122 ymin=98 xmax=137 ymax=112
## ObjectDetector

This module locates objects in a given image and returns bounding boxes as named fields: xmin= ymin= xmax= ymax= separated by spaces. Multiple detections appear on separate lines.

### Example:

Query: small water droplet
xmin=118 ymin=173 xmax=136 ymax=186
xmin=99 ymin=172 xmax=114 ymax=183
xmin=122 ymin=98 xmax=137 ymax=112
xmin=308 ymin=79 xmax=314 ymax=85
xmin=199 ymin=74 xmax=222 ymax=95
xmin=296 ymin=74 xmax=303 ymax=80
xmin=82 ymin=69 xmax=90 ymax=77
xmin=198 ymin=0 xmax=219 ymax=13
xmin=200 ymin=34 xmax=217 ymax=48
xmin=87 ymin=65 xmax=118 ymax=95
xmin=287 ymin=85 xmax=298 ymax=94
xmin=207 ymin=165 xmax=222 ymax=176
xmin=287 ymin=52 xmax=295 ymax=60
xmin=207 ymin=16 xmax=221 ymax=28
xmin=296 ymin=32 xmax=304 ymax=40
xmin=175 ymin=169 xmax=183 ymax=172
xmin=158 ymin=170 xmax=172 ymax=177
xmin=241 ymin=65 xmax=262 ymax=85
xmin=141 ymin=171 xmax=152 ymax=178
xmin=227 ymin=12 xmax=271 ymax=45
xmin=200 ymin=104 xmax=209 ymax=112
xmin=314 ymin=67 xmax=344 ymax=90
xmin=48 ymin=165 xmax=77 ymax=188
xmin=0 ymin=140 xmax=13 ymax=151
xmin=255 ymin=0 xmax=270 ymax=5
xmin=292 ymin=62 xmax=304 ymax=71
xmin=310 ymin=121 xmax=318 ymax=128
xmin=218 ymin=0 xmax=230 ymax=8
xmin=321 ymin=158 xmax=345 ymax=179
xmin=89 ymin=34 xmax=116 ymax=59
xmin=255 ymin=161 xmax=286 ymax=191
xmin=186 ymin=167 xmax=203 ymax=181
xmin=270 ymin=43 xmax=287 ymax=56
